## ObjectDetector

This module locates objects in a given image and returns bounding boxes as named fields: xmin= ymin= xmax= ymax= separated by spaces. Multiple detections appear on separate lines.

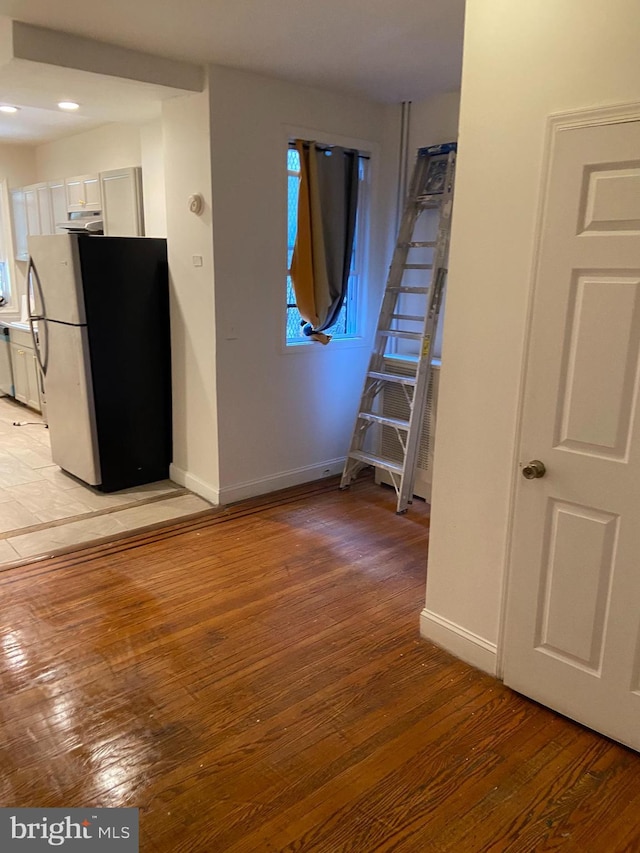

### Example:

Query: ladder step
xmin=417 ymin=194 xmax=443 ymax=205
xmin=358 ymin=412 xmax=411 ymax=429
xmin=403 ymin=263 xmax=432 ymax=270
xmin=391 ymin=314 xmax=425 ymax=323
xmin=379 ymin=330 xmax=422 ymax=341
xmin=349 ymin=450 xmax=404 ymax=476
xmin=401 ymin=241 xmax=437 ymax=248
xmin=389 ymin=286 xmax=429 ymax=294
xmin=367 ymin=370 xmax=417 ymax=386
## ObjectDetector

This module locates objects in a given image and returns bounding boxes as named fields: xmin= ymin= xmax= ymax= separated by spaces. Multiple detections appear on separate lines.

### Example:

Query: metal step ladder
xmin=340 ymin=142 xmax=457 ymax=513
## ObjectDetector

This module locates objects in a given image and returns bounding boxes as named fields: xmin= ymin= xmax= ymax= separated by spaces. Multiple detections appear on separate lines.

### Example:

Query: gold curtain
xmin=290 ymin=140 xmax=332 ymax=344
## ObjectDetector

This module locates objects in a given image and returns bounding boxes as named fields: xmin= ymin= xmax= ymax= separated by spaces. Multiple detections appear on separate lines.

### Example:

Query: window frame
xmin=281 ymin=125 xmax=377 ymax=354
xmin=0 ymin=179 xmax=14 ymax=312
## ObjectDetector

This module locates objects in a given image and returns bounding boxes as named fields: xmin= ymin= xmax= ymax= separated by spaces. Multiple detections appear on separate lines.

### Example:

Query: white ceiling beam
xmin=11 ymin=20 xmax=204 ymax=93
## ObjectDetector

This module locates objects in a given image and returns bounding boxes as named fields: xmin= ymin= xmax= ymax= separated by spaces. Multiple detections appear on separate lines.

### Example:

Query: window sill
xmin=282 ymin=335 xmax=369 ymax=355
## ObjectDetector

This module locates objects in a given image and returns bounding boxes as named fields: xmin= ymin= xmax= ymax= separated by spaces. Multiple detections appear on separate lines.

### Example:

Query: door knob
xmin=522 ymin=460 xmax=546 ymax=479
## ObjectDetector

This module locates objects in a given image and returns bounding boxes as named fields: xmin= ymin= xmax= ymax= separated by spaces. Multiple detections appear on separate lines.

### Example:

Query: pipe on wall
xmin=395 ymin=100 xmax=412 ymax=234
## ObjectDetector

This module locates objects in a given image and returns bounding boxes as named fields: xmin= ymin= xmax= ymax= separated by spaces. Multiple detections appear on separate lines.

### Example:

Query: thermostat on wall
xmin=188 ymin=193 xmax=204 ymax=215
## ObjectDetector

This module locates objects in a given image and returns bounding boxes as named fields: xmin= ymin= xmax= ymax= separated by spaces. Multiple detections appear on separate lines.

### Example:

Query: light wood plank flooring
xmin=0 ymin=396 xmax=210 ymax=563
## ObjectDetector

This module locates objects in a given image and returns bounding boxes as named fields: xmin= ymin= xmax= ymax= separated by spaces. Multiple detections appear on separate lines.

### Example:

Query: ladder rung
xmin=391 ymin=314 xmax=425 ymax=323
xmin=403 ymin=263 xmax=432 ymax=270
xmin=367 ymin=370 xmax=417 ymax=386
xmin=402 ymin=241 xmax=436 ymax=248
xmin=349 ymin=451 xmax=404 ymax=476
xmin=358 ymin=412 xmax=410 ymax=430
xmin=379 ymin=330 xmax=422 ymax=341
xmin=389 ymin=286 xmax=429 ymax=294
xmin=417 ymin=194 xmax=443 ymax=204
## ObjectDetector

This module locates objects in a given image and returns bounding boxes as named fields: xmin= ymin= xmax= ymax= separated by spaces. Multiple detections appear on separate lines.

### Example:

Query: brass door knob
xmin=522 ymin=460 xmax=546 ymax=479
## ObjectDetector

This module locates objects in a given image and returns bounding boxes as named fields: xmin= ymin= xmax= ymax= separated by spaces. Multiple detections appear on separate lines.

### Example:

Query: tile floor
xmin=0 ymin=396 xmax=211 ymax=566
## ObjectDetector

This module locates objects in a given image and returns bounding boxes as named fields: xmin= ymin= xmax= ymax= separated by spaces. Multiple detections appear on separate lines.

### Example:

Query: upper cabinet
xmin=100 ymin=167 xmax=144 ymax=237
xmin=11 ymin=181 xmax=64 ymax=258
xmin=66 ymin=174 xmax=101 ymax=212
xmin=10 ymin=188 xmax=28 ymax=261
xmin=36 ymin=184 xmax=54 ymax=235
xmin=10 ymin=166 xmax=145 ymax=259
xmin=48 ymin=180 xmax=67 ymax=231
xmin=24 ymin=185 xmax=42 ymax=237
xmin=24 ymin=182 xmax=58 ymax=237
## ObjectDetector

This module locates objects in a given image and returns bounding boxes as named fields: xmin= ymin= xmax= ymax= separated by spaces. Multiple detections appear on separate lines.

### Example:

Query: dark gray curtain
xmin=299 ymin=144 xmax=359 ymax=338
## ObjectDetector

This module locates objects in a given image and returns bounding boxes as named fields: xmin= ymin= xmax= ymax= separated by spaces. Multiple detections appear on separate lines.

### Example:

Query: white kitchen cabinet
xmin=24 ymin=185 xmax=41 ymax=237
xmin=49 ymin=180 xmax=68 ymax=231
xmin=37 ymin=183 xmax=55 ymax=235
xmin=17 ymin=183 xmax=56 ymax=245
xmin=10 ymin=327 xmax=42 ymax=412
xmin=100 ymin=167 xmax=144 ymax=236
xmin=10 ymin=344 xmax=41 ymax=410
xmin=66 ymin=174 xmax=101 ymax=212
xmin=10 ymin=165 xmax=144 ymax=260
xmin=10 ymin=188 xmax=28 ymax=260
xmin=10 ymin=341 xmax=28 ymax=404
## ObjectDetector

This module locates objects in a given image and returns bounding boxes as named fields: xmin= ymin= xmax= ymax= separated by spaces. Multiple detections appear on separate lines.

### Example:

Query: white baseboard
xmin=420 ymin=608 xmax=498 ymax=676
xmin=169 ymin=464 xmax=220 ymax=505
xmin=217 ymin=457 xmax=346 ymax=505
xmin=169 ymin=457 xmax=346 ymax=507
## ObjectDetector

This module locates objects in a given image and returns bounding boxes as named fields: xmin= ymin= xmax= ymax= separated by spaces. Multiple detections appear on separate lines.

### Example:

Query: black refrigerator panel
xmin=77 ymin=236 xmax=172 ymax=492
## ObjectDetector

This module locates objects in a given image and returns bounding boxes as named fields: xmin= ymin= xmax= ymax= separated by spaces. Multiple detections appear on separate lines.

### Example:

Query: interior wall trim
xmin=420 ymin=607 xmax=498 ymax=676
xmin=169 ymin=464 xmax=220 ymax=505
xmin=216 ymin=457 xmax=346 ymax=505
xmin=171 ymin=457 xmax=347 ymax=507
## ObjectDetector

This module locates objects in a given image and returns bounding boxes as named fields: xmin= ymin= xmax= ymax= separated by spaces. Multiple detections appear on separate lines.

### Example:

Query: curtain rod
xmin=288 ymin=141 xmax=370 ymax=161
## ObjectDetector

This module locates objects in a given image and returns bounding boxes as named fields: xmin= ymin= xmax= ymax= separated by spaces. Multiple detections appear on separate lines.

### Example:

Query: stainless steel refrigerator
xmin=27 ymin=233 xmax=172 ymax=492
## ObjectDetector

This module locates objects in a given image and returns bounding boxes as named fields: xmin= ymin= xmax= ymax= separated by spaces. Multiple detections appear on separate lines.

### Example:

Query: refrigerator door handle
xmin=27 ymin=256 xmax=46 ymax=321
xmin=27 ymin=257 xmax=48 ymax=375
xmin=28 ymin=315 xmax=48 ymax=376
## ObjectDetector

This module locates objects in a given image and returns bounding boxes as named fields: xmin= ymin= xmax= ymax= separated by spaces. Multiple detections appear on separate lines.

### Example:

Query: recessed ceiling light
xmin=58 ymin=101 xmax=80 ymax=111
xmin=0 ymin=105 xmax=19 ymax=114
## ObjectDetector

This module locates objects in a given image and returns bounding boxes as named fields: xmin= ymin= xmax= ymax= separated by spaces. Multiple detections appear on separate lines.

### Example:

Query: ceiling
xmin=0 ymin=60 xmax=191 ymax=143
xmin=0 ymin=0 xmax=465 ymax=144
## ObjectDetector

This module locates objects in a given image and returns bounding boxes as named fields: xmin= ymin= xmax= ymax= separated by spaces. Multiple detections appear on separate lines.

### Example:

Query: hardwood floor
xmin=1 ymin=476 xmax=639 ymax=852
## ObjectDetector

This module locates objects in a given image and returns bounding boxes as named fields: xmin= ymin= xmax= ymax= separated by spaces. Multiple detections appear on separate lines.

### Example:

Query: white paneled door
xmin=504 ymin=110 xmax=640 ymax=751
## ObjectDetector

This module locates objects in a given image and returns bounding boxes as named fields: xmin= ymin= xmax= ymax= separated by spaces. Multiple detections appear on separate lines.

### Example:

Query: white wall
xmin=409 ymin=91 xmax=460 ymax=153
xmin=162 ymin=88 xmax=219 ymax=500
xmin=140 ymin=119 xmax=167 ymax=237
xmin=35 ymin=122 xmax=142 ymax=180
xmin=207 ymin=65 xmax=397 ymax=502
xmin=422 ymin=0 xmax=640 ymax=673
xmin=0 ymin=143 xmax=37 ymax=188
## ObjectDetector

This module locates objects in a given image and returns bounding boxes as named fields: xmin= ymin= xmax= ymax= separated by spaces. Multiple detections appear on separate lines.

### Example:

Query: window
xmin=0 ymin=181 xmax=12 ymax=308
xmin=286 ymin=146 xmax=369 ymax=344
